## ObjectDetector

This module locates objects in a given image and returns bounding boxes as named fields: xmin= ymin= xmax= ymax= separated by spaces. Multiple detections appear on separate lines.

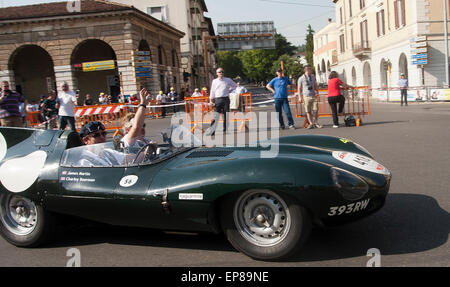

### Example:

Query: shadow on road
xmin=289 ymin=193 xmax=449 ymax=262
xmin=47 ymin=193 xmax=448 ymax=262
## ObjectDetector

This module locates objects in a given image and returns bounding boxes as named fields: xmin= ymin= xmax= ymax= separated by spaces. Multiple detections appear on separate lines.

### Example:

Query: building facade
xmin=109 ymin=0 xmax=217 ymax=93
xmin=313 ymin=19 xmax=338 ymax=85
xmin=324 ymin=0 xmax=450 ymax=91
xmin=0 ymin=0 xmax=184 ymax=103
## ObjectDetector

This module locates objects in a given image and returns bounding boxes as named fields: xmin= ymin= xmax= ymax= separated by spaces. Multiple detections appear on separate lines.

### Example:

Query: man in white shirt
xmin=156 ymin=90 xmax=167 ymax=118
xmin=209 ymin=68 xmax=237 ymax=135
xmin=56 ymin=82 xmax=78 ymax=131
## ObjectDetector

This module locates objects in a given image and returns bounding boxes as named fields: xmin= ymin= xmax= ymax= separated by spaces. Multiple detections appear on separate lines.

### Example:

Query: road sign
xmin=412 ymin=53 xmax=427 ymax=60
xmin=411 ymin=48 xmax=427 ymax=54
xmin=410 ymin=42 xmax=427 ymax=48
xmin=135 ymin=72 xmax=152 ymax=78
xmin=410 ymin=36 xmax=427 ymax=42
xmin=135 ymin=67 xmax=152 ymax=72
xmin=132 ymin=51 xmax=151 ymax=56
xmin=82 ymin=60 xmax=115 ymax=72
xmin=132 ymin=56 xmax=151 ymax=62
xmin=412 ymin=59 xmax=428 ymax=65
xmin=133 ymin=61 xmax=152 ymax=67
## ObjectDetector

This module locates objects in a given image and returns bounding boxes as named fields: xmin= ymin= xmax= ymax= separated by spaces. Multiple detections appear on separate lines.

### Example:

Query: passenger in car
xmin=121 ymin=88 xmax=156 ymax=150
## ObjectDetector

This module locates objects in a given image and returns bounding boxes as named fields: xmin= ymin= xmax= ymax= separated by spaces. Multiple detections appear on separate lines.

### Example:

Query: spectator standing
xmin=84 ymin=94 xmax=94 ymax=106
xmin=156 ymin=90 xmax=167 ymax=118
xmin=327 ymin=71 xmax=352 ymax=128
xmin=98 ymin=92 xmax=106 ymax=105
xmin=168 ymin=87 xmax=178 ymax=113
xmin=266 ymin=69 xmax=295 ymax=129
xmin=201 ymin=87 xmax=209 ymax=97
xmin=56 ymin=82 xmax=78 ymax=131
xmin=41 ymin=90 xmax=58 ymax=129
xmin=298 ymin=65 xmax=321 ymax=129
xmin=192 ymin=88 xmax=202 ymax=97
xmin=398 ymin=73 xmax=409 ymax=106
xmin=0 ymin=81 xmax=27 ymax=127
xmin=209 ymin=68 xmax=237 ymax=135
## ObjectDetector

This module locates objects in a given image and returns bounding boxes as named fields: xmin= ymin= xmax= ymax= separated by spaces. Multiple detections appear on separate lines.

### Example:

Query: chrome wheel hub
xmin=234 ymin=190 xmax=290 ymax=247
xmin=0 ymin=195 xmax=38 ymax=236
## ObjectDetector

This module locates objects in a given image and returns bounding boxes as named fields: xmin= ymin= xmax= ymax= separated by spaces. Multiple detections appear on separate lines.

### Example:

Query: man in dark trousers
xmin=208 ymin=68 xmax=237 ymax=135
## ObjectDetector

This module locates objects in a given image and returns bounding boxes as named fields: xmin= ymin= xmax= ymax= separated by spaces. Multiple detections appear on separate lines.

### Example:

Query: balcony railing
xmin=353 ymin=41 xmax=371 ymax=59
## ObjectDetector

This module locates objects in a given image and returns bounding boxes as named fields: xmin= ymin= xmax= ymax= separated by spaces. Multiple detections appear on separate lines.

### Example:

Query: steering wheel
xmin=133 ymin=143 xmax=157 ymax=164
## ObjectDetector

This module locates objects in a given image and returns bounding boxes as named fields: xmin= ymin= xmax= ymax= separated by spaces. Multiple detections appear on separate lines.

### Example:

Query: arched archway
xmin=138 ymin=39 xmax=152 ymax=62
xmin=363 ymin=62 xmax=372 ymax=87
xmin=399 ymin=53 xmax=408 ymax=79
xmin=8 ymin=45 xmax=55 ymax=102
xmin=71 ymin=39 xmax=119 ymax=102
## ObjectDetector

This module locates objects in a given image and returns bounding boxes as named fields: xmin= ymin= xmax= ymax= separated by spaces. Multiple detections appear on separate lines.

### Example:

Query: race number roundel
xmin=0 ymin=132 xmax=7 ymax=162
xmin=332 ymin=151 xmax=390 ymax=175
xmin=120 ymin=175 xmax=139 ymax=187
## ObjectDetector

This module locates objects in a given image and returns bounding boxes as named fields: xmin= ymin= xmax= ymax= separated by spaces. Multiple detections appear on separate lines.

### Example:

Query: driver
xmin=78 ymin=121 xmax=133 ymax=166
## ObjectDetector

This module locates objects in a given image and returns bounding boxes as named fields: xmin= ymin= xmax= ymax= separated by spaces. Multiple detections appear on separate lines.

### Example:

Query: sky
xmin=2 ymin=0 xmax=336 ymax=46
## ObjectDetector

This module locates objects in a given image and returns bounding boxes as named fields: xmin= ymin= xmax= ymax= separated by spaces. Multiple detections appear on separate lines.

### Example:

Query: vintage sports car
xmin=0 ymin=126 xmax=391 ymax=260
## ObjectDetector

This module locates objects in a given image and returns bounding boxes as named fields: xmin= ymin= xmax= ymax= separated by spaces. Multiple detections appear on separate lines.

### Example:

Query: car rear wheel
xmin=0 ymin=193 xmax=54 ymax=247
xmin=220 ymin=189 xmax=311 ymax=261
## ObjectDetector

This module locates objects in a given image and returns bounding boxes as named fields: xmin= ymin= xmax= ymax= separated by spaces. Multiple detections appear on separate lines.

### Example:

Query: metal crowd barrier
xmin=294 ymin=86 xmax=370 ymax=127
xmin=184 ymin=93 xmax=253 ymax=133
xmin=74 ymin=103 xmax=125 ymax=132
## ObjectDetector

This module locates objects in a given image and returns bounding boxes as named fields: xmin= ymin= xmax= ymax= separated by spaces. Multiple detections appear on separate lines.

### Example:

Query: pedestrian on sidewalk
xmin=398 ymin=73 xmax=409 ymax=106
xmin=327 ymin=71 xmax=352 ymax=128
xmin=266 ymin=68 xmax=295 ymax=129
xmin=56 ymin=82 xmax=78 ymax=131
xmin=208 ymin=68 xmax=237 ymax=135
xmin=298 ymin=65 xmax=321 ymax=129
xmin=0 ymin=81 xmax=27 ymax=127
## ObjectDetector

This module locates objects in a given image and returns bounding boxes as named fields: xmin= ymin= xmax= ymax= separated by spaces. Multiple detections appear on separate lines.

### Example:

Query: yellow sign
xmin=82 ymin=60 xmax=115 ymax=72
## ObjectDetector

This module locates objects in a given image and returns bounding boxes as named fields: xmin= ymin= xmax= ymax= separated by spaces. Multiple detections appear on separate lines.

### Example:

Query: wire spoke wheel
xmin=234 ymin=190 xmax=290 ymax=247
xmin=0 ymin=194 xmax=38 ymax=236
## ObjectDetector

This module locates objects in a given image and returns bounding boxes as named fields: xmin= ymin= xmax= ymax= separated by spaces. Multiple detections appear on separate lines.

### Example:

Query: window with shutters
xmin=394 ymin=0 xmax=406 ymax=29
xmin=349 ymin=0 xmax=353 ymax=17
xmin=340 ymin=34 xmax=345 ymax=53
xmin=360 ymin=0 xmax=366 ymax=9
xmin=377 ymin=10 xmax=385 ymax=36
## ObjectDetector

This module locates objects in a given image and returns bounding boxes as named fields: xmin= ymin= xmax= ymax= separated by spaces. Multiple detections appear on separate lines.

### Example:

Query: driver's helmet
xmin=79 ymin=121 xmax=105 ymax=138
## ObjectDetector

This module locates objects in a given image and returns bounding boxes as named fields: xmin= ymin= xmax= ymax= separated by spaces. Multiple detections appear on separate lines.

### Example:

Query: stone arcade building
xmin=0 ymin=0 xmax=184 ymax=103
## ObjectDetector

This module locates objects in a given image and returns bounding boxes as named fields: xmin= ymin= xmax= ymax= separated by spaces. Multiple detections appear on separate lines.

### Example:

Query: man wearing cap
xmin=208 ymin=68 xmax=237 ymax=135
xmin=267 ymin=69 xmax=295 ymax=129
xmin=168 ymin=87 xmax=178 ymax=113
xmin=398 ymin=73 xmax=409 ymax=106
xmin=78 ymin=121 xmax=144 ymax=166
xmin=156 ymin=90 xmax=167 ymax=118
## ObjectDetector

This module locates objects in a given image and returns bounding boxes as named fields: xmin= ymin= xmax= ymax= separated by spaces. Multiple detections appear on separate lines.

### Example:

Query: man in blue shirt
xmin=266 ymin=69 xmax=295 ymax=129
xmin=398 ymin=73 xmax=408 ymax=106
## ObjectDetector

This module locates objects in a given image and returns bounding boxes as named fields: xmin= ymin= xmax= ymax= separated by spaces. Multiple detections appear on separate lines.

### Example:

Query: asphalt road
xmin=0 ymin=100 xmax=449 ymax=267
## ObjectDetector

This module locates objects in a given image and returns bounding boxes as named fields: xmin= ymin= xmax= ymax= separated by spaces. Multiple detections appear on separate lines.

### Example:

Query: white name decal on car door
xmin=179 ymin=193 xmax=203 ymax=200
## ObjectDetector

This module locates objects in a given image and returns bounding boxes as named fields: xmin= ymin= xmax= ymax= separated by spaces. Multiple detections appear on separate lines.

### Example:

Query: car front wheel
xmin=0 ymin=193 xmax=54 ymax=247
xmin=220 ymin=189 xmax=311 ymax=261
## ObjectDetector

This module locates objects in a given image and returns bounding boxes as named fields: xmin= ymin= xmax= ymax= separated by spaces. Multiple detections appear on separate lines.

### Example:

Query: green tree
xmin=271 ymin=54 xmax=304 ymax=82
xmin=217 ymin=51 xmax=243 ymax=79
xmin=238 ymin=49 xmax=278 ymax=82
xmin=305 ymin=25 xmax=315 ymax=67
xmin=274 ymin=33 xmax=297 ymax=57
